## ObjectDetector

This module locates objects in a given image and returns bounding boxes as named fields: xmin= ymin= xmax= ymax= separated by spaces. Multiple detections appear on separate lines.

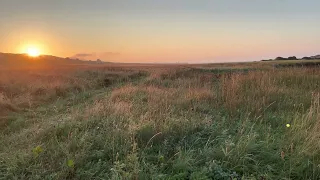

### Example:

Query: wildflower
xmin=286 ymin=124 xmax=291 ymax=128
xmin=67 ymin=159 xmax=75 ymax=168
xmin=158 ymin=155 xmax=165 ymax=162
xmin=32 ymin=145 xmax=43 ymax=157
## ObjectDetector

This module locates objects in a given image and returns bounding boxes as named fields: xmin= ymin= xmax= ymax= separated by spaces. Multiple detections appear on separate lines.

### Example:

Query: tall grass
xmin=1 ymin=64 xmax=320 ymax=179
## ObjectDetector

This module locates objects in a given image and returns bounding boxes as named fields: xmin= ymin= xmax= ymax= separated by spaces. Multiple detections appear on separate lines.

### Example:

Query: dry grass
xmin=286 ymin=93 xmax=320 ymax=156
xmin=112 ymin=101 xmax=133 ymax=115
xmin=110 ymin=85 xmax=139 ymax=102
xmin=184 ymin=88 xmax=215 ymax=101
xmin=1 ymin=63 xmax=320 ymax=179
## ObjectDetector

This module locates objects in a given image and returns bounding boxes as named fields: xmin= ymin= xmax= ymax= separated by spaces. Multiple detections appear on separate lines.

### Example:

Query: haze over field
xmin=1 ymin=0 xmax=320 ymax=63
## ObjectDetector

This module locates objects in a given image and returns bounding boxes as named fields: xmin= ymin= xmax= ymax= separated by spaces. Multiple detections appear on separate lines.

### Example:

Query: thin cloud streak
xmin=71 ymin=52 xmax=121 ymax=60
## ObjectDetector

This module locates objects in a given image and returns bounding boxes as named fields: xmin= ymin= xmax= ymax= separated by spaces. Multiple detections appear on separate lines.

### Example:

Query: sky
xmin=0 ymin=0 xmax=320 ymax=63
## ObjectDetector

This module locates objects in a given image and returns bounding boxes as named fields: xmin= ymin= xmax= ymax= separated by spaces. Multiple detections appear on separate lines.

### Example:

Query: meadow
xmin=1 ymin=61 xmax=320 ymax=179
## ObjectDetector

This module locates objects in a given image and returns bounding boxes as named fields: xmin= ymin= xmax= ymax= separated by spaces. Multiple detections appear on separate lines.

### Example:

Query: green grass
xmin=1 ymin=64 xmax=320 ymax=179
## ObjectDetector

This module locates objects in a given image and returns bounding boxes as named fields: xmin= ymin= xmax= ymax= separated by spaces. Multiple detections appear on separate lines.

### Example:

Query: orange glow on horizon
xmin=1 ymin=26 xmax=314 ymax=63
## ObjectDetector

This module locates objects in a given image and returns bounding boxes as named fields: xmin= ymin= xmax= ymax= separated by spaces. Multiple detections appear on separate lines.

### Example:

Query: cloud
xmin=101 ymin=52 xmax=121 ymax=56
xmin=73 ymin=53 xmax=94 ymax=57
xmin=71 ymin=52 xmax=120 ymax=60
xmin=71 ymin=53 xmax=95 ymax=60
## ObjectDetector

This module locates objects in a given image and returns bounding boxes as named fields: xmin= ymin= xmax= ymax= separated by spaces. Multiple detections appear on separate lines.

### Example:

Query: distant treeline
xmin=262 ymin=55 xmax=320 ymax=61
xmin=274 ymin=61 xmax=320 ymax=68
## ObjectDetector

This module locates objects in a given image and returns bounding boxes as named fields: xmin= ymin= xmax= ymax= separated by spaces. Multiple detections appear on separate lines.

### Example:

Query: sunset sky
xmin=0 ymin=0 xmax=320 ymax=63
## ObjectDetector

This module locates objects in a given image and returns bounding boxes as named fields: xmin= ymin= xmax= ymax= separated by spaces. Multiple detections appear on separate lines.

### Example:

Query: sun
xmin=26 ymin=47 xmax=41 ymax=57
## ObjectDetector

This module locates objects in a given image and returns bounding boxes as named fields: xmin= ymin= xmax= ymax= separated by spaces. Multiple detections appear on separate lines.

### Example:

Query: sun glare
xmin=26 ymin=47 xmax=40 ymax=57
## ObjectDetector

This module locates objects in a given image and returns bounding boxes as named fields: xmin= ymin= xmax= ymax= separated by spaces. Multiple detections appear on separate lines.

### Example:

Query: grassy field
xmin=1 ymin=61 xmax=320 ymax=179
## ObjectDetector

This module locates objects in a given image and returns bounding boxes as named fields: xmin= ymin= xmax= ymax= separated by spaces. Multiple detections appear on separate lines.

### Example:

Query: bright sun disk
xmin=27 ymin=47 xmax=40 ymax=57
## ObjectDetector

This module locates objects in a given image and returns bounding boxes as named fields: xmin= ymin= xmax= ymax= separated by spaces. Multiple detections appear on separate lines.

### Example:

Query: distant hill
xmin=0 ymin=53 xmax=109 ymax=68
